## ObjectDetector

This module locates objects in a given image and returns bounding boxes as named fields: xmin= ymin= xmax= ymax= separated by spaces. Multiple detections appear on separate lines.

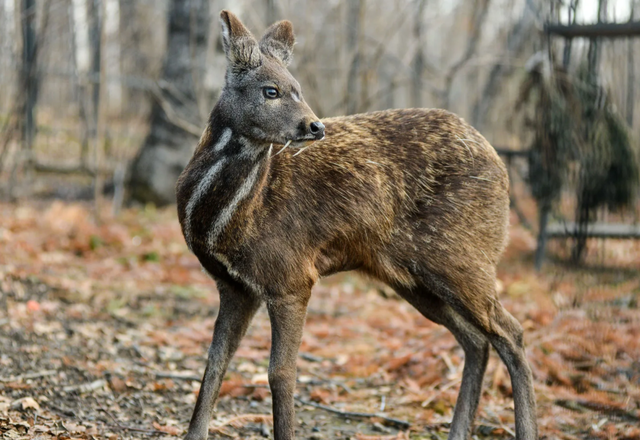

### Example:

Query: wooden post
xmin=534 ymin=201 xmax=550 ymax=271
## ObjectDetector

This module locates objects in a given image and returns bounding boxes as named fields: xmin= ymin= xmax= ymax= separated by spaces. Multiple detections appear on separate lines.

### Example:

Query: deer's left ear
xmin=259 ymin=20 xmax=295 ymax=66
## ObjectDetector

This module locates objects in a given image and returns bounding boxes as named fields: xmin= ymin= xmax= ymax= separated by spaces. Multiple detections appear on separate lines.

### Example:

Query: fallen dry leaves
xmin=0 ymin=200 xmax=639 ymax=439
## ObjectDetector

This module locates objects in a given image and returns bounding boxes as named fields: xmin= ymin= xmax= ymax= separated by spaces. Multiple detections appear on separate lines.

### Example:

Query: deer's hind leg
xmin=399 ymin=290 xmax=490 ymax=440
xmin=480 ymin=301 xmax=537 ymax=439
xmin=411 ymin=271 xmax=538 ymax=440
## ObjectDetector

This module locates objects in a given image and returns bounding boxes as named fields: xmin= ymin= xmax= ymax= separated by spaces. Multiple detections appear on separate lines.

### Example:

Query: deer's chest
xmin=177 ymin=139 xmax=270 ymax=294
xmin=180 ymin=144 xmax=267 ymax=249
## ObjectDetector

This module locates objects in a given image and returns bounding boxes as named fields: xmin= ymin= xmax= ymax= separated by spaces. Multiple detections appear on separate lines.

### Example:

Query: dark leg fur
xmin=184 ymin=280 xmax=261 ymax=440
xmin=266 ymin=293 xmax=311 ymax=440
xmin=484 ymin=305 xmax=538 ymax=439
xmin=400 ymin=271 xmax=537 ymax=440
xmin=400 ymin=291 xmax=490 ymax=440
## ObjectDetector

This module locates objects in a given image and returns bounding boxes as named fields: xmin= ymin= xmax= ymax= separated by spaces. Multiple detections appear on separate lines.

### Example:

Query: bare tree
xmin=346 ymin=0 xmax=364 ymax=115
xmin=88 ymin=0 xmax=102 ymax=190
xmin=266 ymin=0 xmax=280 ymax=26
xmin=627 ymin=0 xmax=639 ymax=126
xmin=8 ymin=0 xmax=51 ymax=196
xmin=472 ymin=1 xmax=539 ymax=129
xmin=441 ymin=0 xmax=490 ymax=110
xmin=411 ymin=0 xmax=426 ymax=108
xmin=22 ymin=0 xmax=38 ymax=168
xmin=127 ymin=0 xmax=209 ymax=205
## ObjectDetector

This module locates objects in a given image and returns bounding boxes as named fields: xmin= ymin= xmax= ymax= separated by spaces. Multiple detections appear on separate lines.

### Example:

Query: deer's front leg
xmin=185 ymin=280 xmax=261 ymax=440
xmin=267 ymin=292 xmax=311 ymax=440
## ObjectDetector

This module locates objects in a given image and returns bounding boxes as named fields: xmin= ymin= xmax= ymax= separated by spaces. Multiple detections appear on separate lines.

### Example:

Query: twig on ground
xmin=154 ymin=372 xmax=202 ymax=381
xmin=481 ymin=408 xmax=517 ymax=437
xmin=157 ymin=371 xmax=351 ymax=392
xmin=43 ymin=402 xmax=76 ymax=418
xmin=555 ymin=399 xmax=640 ymax=422
xmin=299 ymin=352 xmax=324 ymax=363
xmin=94 ymin=396 xmax=123 ymax=429
xmin=62 ymin=379 xmax=107 ymax=393
xmin=421 ymin=377 xmax=462 ymax=408
xmin=0 ymin=369 xmax=58 ymax=382
xmin=107 ymin=424 xmax=168 ymax=435
xmin=209 ymin=414 xmax=273 ymax=437
xmin=294 ymin=397 xmax=411 ymax=429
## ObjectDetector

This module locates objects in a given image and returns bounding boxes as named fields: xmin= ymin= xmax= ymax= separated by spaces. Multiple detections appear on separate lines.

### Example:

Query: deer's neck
xmin=180 ymin=125 xmax=272 ymax=255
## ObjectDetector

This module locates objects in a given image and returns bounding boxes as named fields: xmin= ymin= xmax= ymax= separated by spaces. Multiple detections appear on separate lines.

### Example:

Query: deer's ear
xmin=259 ymin=20 xmax=295 ymax=66
xmin=219 ymin=10 xmax=261 ymax=71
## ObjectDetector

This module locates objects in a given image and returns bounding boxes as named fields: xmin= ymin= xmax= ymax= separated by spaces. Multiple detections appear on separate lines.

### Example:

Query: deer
xmin=176 ymin=10 xmax=537 ymax=440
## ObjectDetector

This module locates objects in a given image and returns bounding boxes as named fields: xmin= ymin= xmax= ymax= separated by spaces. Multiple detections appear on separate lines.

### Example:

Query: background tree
xmin=127 ymin=0 xmax=209 ymax=205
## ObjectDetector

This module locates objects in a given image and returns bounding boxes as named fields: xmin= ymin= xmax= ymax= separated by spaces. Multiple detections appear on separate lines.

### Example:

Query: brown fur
xmin=177 ymin=11 xmax=537 ymax=440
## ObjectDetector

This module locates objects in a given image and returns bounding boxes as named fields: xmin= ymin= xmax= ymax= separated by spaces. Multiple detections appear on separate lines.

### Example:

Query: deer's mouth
xmin=271 ymin=136 xmax=324 ymax=157
xmin=290 ymin=134 xmax=324 ymax=148
xmin=290 ymin=139 xmax=316 ymax=149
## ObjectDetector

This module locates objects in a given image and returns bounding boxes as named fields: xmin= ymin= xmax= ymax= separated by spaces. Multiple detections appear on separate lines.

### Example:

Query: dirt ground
xmin=1 ymin=200 xmax=639 ymax=439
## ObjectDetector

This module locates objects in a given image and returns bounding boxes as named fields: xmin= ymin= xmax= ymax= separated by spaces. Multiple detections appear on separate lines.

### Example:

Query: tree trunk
xmin=22 ymin=0 xmax=37 ymax=165
xmin=9 ymin=0 xmax=38 ymax=197
xmin=88 ymin=0 xmax=102 ymax=170
xmin=346 ymin=0 xmax=363 ymax=115
xmin=627 ymin=0 xmax=638 ymax=126
xmin=127 ymin=0 xmax=209 ymax=205
xmin=442 ymin=0 xmax=490 ymax=109
xmin=266 ymin=0 xmax=280 ymax=26
xmin=411 ymin=0 xmax=426 ymax=108
xmin=70 ymin=0 xmax=92 ymax=166
xmin=104 ymin=0 xmax=121 ymax=114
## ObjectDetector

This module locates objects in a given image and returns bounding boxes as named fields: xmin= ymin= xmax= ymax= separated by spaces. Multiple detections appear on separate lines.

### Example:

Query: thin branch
xmin=0 ymin=369 xmax=58 ymax=383
xmin=442 ymin=0 xmax=491 ymax=108
xmin=154 ymin=372 xmax=202 ymax=381
xmin=151 ymin=85 xmax=202 ymax=137
xmin=62 ymin=379 xmax=107 ymax=393
xmin=295 ymin=397 xmax=411 ymax=429
xmin=106 ymin=424 xmax=168 ymax=435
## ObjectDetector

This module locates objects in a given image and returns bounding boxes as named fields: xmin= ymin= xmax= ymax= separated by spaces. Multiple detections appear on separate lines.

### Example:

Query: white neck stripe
xmin=214 ymin=128 xmax=233 ymax=152
xmin=184 ymin=158 xmax=228 ymax=250
xmin=208 ymin=161 xmax=262 ymax=248
xmin=184 ymin=128 xmax=232 ymax=250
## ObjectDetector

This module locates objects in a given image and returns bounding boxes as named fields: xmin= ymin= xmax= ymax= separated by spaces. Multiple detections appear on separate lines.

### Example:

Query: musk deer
xmin=176 ymin=10 xmax=537 ymax=440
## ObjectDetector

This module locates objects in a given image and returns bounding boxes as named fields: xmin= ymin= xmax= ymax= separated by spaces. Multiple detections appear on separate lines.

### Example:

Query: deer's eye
xmin=263 ymin=87 xmax=279 ymax=99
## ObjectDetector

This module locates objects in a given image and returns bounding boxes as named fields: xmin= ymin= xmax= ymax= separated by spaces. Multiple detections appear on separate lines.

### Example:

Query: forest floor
xmin=1 ymin=200 xmax=639 ymax=440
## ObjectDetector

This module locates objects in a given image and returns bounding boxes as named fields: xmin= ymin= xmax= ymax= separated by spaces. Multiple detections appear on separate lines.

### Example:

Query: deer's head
xmin=216 ymin=10 xmax=324 ymax=148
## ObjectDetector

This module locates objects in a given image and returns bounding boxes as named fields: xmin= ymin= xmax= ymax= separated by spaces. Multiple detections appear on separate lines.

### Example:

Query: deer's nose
xmin=309 ymin=121 xmax=325 ymax=140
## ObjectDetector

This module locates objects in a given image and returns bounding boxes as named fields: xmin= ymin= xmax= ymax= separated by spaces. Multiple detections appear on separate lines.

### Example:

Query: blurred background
xmin=1 ymin=1 xmax=640 ymax=439
xmin=1 ymin=0 xmax=639 ymax=267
